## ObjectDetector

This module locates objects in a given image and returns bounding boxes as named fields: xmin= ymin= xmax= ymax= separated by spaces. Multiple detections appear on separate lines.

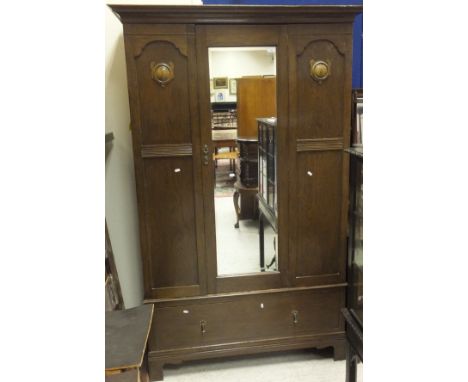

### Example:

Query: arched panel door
xmin=287 ymin=24 xmax=354 ymax=287
xmin=124 ymin=26 xmax=207 ymax=299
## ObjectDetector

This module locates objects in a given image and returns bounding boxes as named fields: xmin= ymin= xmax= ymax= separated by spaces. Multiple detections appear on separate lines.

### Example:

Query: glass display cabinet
xmin=258 ymin=118 xmax=277 ymax=214
xmin=257 ymin=117 xmax=278 ymax=272
xmin=346 ymin=146 xmax=363 ymax=325
xmin=343 ymin=88 xmax=363 ymax=382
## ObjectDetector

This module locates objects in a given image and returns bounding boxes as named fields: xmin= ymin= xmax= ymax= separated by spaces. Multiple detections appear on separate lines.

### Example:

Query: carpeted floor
xmin=162 ymin=348 xmax=362 ymax=382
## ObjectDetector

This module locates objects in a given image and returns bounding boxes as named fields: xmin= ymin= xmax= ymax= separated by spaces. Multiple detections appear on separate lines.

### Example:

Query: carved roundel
xmin=310 ymin=59 xmax=331 ymax=83
xmin=150 ymin=62 xmax=175 ymax=87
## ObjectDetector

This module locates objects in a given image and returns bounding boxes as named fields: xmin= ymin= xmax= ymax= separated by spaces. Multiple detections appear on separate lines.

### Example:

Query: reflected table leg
xmin=233 ymin=190 xmax=240 ymax=228
xmin=259 ymin=211 xmax=265 ymax=271
xmin=266 ymin=237 xmax=277 ymax=270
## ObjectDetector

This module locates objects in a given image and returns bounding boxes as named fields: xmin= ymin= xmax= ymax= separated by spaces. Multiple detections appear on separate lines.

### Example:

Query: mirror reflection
xmin=209 ymin=47 xmax=278 ymax=276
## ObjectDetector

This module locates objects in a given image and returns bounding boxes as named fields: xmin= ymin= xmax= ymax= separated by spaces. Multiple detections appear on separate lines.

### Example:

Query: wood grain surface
xmin=108 ymin=5 xmax=361 ymax=380
xmin=237 ymin=77 xmax=276 ymax=138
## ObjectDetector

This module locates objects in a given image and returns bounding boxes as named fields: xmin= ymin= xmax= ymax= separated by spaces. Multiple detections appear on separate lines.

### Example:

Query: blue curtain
xmin=202 ymin=0 xmax=363 ymax=88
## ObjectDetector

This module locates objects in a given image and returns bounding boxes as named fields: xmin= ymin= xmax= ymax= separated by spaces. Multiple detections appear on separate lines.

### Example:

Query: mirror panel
xmin=208 ymin=47 xmax=278 ymax=276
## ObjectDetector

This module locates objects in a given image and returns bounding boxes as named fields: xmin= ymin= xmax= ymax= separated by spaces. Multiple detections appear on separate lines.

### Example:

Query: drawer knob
xmin=292 ymin=310 xmax=299 ymax=325
xmin=200 ymin=320 xmax=207 ymax=334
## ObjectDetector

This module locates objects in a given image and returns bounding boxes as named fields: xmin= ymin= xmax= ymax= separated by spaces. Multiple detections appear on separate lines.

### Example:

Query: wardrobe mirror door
xmin=207 ymin=46 xmax=279 ymax=276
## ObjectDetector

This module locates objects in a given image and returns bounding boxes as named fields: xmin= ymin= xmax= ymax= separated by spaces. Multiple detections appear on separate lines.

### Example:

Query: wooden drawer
xmin=150 ymin=287 xmax=344 ymax=352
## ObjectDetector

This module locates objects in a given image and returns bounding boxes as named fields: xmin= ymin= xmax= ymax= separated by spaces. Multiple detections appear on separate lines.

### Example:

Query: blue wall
xmin=202 ymin=0 xmax=363 ymax=88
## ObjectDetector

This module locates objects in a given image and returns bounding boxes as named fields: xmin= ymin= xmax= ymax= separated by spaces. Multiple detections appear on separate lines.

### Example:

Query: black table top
xmin=105 ymin=304 xmax=154 ymax=371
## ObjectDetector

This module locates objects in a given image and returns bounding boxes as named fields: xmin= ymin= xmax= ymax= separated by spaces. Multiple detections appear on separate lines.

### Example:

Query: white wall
xmin=209 ymin=49 xmax=277 ymax=102
xmin=105 ymin=0 xmax=201 ymax=308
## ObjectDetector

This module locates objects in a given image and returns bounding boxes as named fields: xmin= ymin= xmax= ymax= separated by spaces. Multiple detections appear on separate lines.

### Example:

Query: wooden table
xmin=213 ymin=150 xmax=238 ymax=161
xmin=212 ymin=128 xmax=237 ymax=144
xmin=212 ymin=128 xmax=237 ymax=170
xmin=106 ymin=305 xmax=154 ymax=382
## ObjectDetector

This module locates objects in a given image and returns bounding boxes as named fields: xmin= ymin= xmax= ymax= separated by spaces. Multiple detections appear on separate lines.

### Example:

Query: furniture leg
xmin=148 ymin=359 xmax=164 ymax=382
xmin=345 ymin=343 xmax=357 ymax=382
xmin=333 ymin=341 xmax=346 ymax=361
xmin=233 ymin=190 xmax=240 ymax=228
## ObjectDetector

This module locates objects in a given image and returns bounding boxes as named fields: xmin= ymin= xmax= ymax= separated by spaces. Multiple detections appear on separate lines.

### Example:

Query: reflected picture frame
xmin=229 ymin=78 xmax=237 ymax=95
xmin=213 ymin=77 xmax=228 ymax=89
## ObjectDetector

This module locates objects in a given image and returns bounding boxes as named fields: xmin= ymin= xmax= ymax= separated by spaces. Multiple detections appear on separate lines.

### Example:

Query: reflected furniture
xmin=211 ymin=103 xmax=238 ymax=168
xmin=211 ymin=102 xmax=237 ymax=130
xmin=234 ymin=76 xmax=276 ymax=226
xmin=233 ymin=136 xmax=259 ymax=226
xmin=237 ymin=137 xmax=258 ymax=188
xmin=257 ymin=118 xmax=278 ymax=271
xmin=109 ymin=5 xmax=362 ymax=381
xmin=233 ymin=180 xmax=258 ymax=228
xmin=212 ymin=128 xmax=237 ymax=170
xmin=237 ymin=77 xmax=276 ymax=138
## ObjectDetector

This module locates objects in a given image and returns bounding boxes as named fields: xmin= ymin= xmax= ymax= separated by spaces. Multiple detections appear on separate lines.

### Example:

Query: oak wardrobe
xmin=109 ymin=5 xmax=362 ymax=381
